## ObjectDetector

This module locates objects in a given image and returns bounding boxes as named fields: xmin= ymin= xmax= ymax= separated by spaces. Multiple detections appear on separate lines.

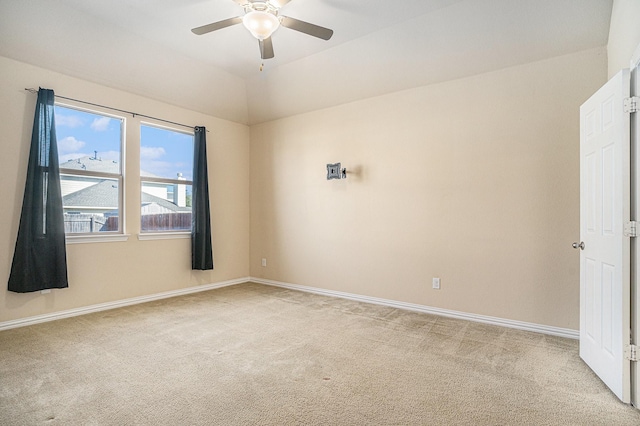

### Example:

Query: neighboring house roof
xmin=142 ymin=192 xmax=190 ymax=213
xmin=60 ymin=155 xmax=120 ymax=174
xmin=62 ymin=180 xmax=118 ymax=208
xmin=63 ymin=180 xmax=189 ymax=212
xmin=60 ymin=155 xmax=159 ymax=177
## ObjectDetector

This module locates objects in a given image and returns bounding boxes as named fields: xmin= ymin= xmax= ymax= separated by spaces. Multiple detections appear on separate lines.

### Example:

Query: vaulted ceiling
xmin=0 ymin=0 xmax=612 ymax=124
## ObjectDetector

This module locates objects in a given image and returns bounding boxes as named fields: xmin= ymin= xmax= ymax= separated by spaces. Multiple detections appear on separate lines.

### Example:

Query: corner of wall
xmin=607 ymin=0 xmax=640 ymax=76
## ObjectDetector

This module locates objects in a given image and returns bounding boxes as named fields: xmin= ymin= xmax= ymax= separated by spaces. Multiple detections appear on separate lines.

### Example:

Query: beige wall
xmin=250 ymin=47 xmax=607 ymax=330
xmin=608 ymin=0 xmax=640 ymax=76
xmin=0 ymin=43 xmax=612 ymax=330
xmin=0 ymin=56 xmax=250 ymax=323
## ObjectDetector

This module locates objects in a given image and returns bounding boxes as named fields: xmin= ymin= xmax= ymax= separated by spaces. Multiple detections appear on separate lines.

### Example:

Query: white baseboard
xmin=250 ymin=277 xmax=579 ymax=340
xmin=0 ymin=277 xmax=250 ymax=332
xmin=1 ymin=276 xmax=579 ymax=340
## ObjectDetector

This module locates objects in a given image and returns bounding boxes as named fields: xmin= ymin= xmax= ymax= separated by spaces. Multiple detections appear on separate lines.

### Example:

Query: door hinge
xmin=624 ymin=221 xmax=638 ymax=237
xmin=624 ymin=96 xmax=639 ymax=113
xmin=625 ymin=344 xmax=638 ymax=362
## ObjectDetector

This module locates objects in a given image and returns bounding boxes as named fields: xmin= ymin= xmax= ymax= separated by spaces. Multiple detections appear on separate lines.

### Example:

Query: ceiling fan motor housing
xmin=242 ymin=2 xmax=281 ymax=40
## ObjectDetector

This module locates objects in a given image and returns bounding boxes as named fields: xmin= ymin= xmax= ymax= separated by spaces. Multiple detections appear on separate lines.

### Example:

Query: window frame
xmin=139 ymin=122 xmax=194 ymax=236
xmin=55 ymin=102 xmax=128 ymax=243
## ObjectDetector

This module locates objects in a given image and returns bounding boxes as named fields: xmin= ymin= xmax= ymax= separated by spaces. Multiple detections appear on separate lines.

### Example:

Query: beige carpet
xmin=1 ymin=282 xmax=639 ymax=425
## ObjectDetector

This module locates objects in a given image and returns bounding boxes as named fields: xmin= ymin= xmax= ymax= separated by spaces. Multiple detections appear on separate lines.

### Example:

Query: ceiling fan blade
xmin=191 ymin=17 xmax=242 ymax=35
xmin=232 ymin=0 xmax=251 ymax=6
xmin=259 ymin=37 xmax=275 ymax=59
xmin=280 ymin=16 xmax=333 ymax=40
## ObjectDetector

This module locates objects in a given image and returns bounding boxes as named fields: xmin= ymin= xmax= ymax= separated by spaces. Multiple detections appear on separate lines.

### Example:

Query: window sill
xmin=138 ymin=232 xmax=191 ymax=241
xmin=66 ymin=234 xmax=130 ymax=244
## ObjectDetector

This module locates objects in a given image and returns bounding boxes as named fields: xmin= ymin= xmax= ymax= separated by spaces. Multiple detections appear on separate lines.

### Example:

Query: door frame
xmin=631 ymin=41 xmax=640 ymax=409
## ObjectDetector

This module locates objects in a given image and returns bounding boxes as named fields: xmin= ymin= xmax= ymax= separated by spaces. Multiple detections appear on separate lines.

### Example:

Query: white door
xmin=579 ymin=69 xmax=631 ymax=403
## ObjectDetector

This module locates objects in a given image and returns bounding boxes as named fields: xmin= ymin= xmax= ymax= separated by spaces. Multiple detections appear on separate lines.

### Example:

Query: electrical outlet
xmin=432 ymin=278 xmax=441 ymax=289
xmin=261 ymin=258 xmax=267 ymax=267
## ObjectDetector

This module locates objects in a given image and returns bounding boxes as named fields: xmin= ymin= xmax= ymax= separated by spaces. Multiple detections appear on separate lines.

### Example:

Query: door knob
xmin=572 ymin=241 xmax=585 ymax=250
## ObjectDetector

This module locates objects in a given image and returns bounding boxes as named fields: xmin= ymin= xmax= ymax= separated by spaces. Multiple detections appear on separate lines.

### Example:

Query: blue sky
xmin=55 ymin=105 xmax=194 ymax=180
xmin=140 ymin=124 xmax=193 ymax=180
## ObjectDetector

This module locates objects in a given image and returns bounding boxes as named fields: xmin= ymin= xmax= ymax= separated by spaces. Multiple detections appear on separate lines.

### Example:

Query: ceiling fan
xmin=191 ymin=0 xmax=334 ymax=60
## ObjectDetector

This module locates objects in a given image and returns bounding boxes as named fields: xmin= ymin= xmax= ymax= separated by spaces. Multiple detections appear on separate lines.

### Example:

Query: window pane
xmin=55 ymin=106 xmax=122 ymax=172
xmin=61 ymin=175 xmax=120 ymax=233
xmin=140 ymin=124 xmax=194 ymax=232
xmin=55 ymin=105 xmax=123 ymax=234
xmin=140 ymin=125 xmax=193 ymax=180
xmin=141 ymin=183 xmax=192 ymax=232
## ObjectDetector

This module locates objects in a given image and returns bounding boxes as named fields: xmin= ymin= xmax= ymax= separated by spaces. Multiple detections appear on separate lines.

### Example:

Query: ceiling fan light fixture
xmin=242 ymin=11 xmax=280 ymax=40
xmin=191 ymin=0 xmax=334 ymax=60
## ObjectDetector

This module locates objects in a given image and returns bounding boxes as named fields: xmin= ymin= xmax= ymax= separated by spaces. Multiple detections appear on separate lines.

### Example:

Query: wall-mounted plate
xmin=327 ymin=163 xmax=342 ymax=180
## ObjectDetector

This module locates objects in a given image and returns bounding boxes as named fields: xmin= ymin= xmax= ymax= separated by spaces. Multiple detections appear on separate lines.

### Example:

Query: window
xmin=55 ymin=105 xmax=124 ymax=234
xmin=140 ymin=124 xmax=193 ymax=232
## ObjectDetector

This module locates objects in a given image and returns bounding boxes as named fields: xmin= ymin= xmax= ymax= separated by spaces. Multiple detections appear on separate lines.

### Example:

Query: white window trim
xmin=56 ymin=102 xmax=127 ymax=239
xmin=139 ymin=122 xmax=194 ymax=234
xmin=66 ymin=234 xmax=130 ymax=244
xmin=137 ymin=232 xmax=191 ymax=241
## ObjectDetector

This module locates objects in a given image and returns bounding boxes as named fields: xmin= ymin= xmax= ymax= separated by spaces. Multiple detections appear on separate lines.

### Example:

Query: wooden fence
xmin=64 ymin=214 xmax=117 ymax=233
xmin=141 ymin=212 xmax=191 ymax=232
xmin=64 ymin=213 xmax=191 ymax=233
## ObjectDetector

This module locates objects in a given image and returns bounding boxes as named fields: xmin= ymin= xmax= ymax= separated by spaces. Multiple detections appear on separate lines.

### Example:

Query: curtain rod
xmin=24 ymin=88 xmax=208 ymax=132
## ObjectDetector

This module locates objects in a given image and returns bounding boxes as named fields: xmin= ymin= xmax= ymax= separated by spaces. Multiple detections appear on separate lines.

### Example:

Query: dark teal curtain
xmin=192 ymin=126 xmax=213 ymax=270
xmin=9 ymin=88 xmax=68 ymax=293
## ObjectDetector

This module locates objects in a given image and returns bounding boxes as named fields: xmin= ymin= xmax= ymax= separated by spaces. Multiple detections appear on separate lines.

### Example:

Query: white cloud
xmin=57 ymin=136 xmax=86 ymax=153
xmin=90 ymin=117 xmax=111 ymax=132
xmin=140 ymin=146 xmax=166 ymax=160
xmin=55 ymin=114 xmax=83 ymax=128
xmin=140 ymin=159 xmax=187 ymax=179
